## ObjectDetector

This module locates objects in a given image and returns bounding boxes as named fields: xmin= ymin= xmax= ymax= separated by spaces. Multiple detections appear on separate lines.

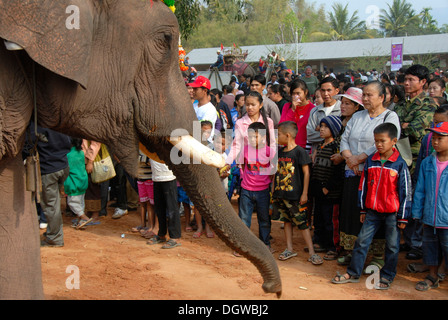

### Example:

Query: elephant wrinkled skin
xmin=0 ymin=0 xmax=281 ymax=299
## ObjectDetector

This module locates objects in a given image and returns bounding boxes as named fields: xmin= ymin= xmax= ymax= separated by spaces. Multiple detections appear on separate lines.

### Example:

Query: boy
xmin=310 ymin=115 xmax=344 ymax=261
xmin=273 ymin=121 xmax=323 ymax=265
xmin=332 ymin=123 xmax=412 ymax=289
xmin=237 ymin=122 xmax=276 ymax=254
xmin=412 ymin=121 xmax=448 ymax=291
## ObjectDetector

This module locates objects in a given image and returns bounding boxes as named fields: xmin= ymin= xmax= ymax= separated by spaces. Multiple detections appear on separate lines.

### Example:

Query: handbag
xmin=395 ymin=137 xmax=413 ymax=167
xmin=91 ymin=144 xmax=116 ymax=184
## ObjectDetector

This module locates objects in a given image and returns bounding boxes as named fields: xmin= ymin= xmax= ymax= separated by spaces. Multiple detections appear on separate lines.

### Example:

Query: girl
xmin=64 ymin=137 xmax=91 ymax=229
xmin=224 ymin=91 xmax=276 ymax=169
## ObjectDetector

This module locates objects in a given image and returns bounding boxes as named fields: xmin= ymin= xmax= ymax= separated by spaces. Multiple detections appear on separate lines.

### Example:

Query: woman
xmin=279 ymin=79 xmax=315 ymax=150
xmin=427 ymin=78 xmax=447 ymax=99
xmin=267 ymin=84 xmax=290 ymax=114
xmin=82 ymin=140 xmax=103 ymax=224
xmin=337 ymin=81 xmax=401 ymax=267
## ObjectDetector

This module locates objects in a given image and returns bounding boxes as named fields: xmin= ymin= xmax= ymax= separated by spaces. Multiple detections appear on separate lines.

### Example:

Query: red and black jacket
xmin=358 ymin=148 xmax=412 ymax=223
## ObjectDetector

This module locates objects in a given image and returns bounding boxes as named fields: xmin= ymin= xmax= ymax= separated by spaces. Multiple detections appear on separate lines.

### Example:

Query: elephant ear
xmin=0 ymin=0 xmax=93 ymax=88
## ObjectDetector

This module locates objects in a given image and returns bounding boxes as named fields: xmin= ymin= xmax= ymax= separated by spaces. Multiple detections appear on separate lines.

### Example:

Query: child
xmin=192 ymin=120 xmax=215 ymax=238
xmin=134 ymin=150 xmax=157 ymax=239
xmin=215 ymin=131 xmax=230 ymax=195
xmin=412 ymin=121 xmax=448 ymax=291
xmin=237 ymin=122 xmax=276 ymax=254
xmin=273 ymin=121 xmax=323 ymax=265
xmin=64 ymin=137 xmax=91 ymax=229
xmin=332 ymin=123 xmax=411 ymax=289
xmin=310 ymin=115 xmax=344 ymax=261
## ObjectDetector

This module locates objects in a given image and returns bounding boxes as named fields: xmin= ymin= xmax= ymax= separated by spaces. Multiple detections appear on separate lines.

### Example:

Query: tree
xmin=418 ymin=7 xmax=439 ymax=35
xmin=310 ymin=2 xmax=365 ymax=41
xmin=380 ymin=0 xmax=420 ymax=37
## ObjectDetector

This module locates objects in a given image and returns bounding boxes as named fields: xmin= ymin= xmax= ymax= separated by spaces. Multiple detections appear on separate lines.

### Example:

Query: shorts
xmin=274 ymin=198 xmax=309 ymax=230
xmin=137 ymin=179 xmax=154 ymax=205
xmin=177 ymin=186 xmax=193 ymax=207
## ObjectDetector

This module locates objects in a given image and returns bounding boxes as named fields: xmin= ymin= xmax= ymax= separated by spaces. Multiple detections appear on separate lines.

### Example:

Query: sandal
xmin=206 ymin=232 xmax=215 ymax=238
xmin=141 ymin=230 xmax=156 ymax=239
xmin=304 ymin=243 xmax=326 ymax=253
xmin=132 ymin=225 xmax=146 ymax=233
xmin=278 ymin=249 xmax=297 ymax=261
xmin=415 ymin=275 xmax=439 ymax=291
xmin=375 ymin=278 xmax=392 ymax=290
xmin=323 ymin=250 xmax=339 ymax=261
xmin=146 ymin=235 xmax=166 ymax=245
xmin=331 ymin=272 xmax=359 ymax=284
xmin=76 ymin=218 xmax=92 ymax=229
xmin=161 ymin=239 xmax=181 ymax=249
xmin=407 ymin=262 xmax=429 ymax=273
xmin=308 ymin=254 xmax=324 ymax=265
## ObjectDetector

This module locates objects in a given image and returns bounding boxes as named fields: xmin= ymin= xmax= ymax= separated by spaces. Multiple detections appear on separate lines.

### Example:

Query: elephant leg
xmin=0 ymin=154 xmax=44 ymax=299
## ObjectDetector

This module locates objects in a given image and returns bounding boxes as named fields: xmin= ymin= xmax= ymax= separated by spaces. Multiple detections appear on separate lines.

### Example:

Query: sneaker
xmin=39 ymin=223 xmax=48 ymax=229
xmin=112 ymin=208 xmax=128 ymax=219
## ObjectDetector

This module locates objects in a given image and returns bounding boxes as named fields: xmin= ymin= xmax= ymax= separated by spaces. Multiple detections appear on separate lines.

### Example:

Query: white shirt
xmin=149 ymin=159 xmax=176 ymax=182
xmin=193 ymin=101 xmax=218 ymax=142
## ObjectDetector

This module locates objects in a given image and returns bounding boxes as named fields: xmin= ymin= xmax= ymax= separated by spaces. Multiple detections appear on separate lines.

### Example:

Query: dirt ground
xmin=40 ymin=197 xmax=448 ymax=301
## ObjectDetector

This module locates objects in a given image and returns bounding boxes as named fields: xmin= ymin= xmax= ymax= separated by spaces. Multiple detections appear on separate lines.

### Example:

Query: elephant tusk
xmin=169 ymin=135 xmax=225 ymax=168
xmin=4 ymin=40 xmax=24 ymax=51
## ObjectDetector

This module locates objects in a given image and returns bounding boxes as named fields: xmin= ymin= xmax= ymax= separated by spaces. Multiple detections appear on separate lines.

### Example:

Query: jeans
xmin=403 ymin=218 xmax=423 ymax=252
xmin=238 ymin=187 xmax=271 ymax=246
xmin=422 ymin=225 xmax=448 ymax=267
xmin=347 ymin=210 xmax=401 ymax=282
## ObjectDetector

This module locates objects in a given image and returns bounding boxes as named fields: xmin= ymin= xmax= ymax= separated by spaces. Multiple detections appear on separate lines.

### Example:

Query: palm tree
xmin=380 ymin=0 xmax=420 ymax=37
xmin=311 ymin=2 xmax=365 ymax=41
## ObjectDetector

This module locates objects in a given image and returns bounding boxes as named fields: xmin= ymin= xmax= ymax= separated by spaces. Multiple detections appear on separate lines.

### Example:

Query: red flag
xmin=233 ymin=43 xmax=236 ymax=48
xmin=220 ymin=43 xmax=224 ymax=51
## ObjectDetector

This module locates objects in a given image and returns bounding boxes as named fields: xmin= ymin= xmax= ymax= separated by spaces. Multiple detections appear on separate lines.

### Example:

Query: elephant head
xmin=0 ymin=0 xmax=281 ymax=298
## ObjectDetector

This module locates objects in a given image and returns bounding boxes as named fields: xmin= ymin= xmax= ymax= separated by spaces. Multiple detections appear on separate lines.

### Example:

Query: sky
xmin=308 ymin=0 xmax=448 ymax=28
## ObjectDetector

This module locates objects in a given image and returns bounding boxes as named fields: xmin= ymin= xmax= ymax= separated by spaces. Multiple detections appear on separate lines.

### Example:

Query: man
xmin=248 ymin=74 xmax=281 ymax=127
xmin=211 ymin=88 xmax=233 ymax=130
xmin=306 ymin=77 xmax=341 ymax=153
xmin=31 ymin=123 xmax=72 ymax=247
xmin=238 ymin=74 xmax=250 ymax=94
xmin=210 ymin=49 xmax=224 ymax=70
xmin=395 ymin=64 xmax=437 ymax=175
xmin=189 ymin=76 xmax=218 ymax=141
xmin=301 ymin=66 xmax=319 ymax=96
xmin=221 ymin=84 xmax=235 ymax=111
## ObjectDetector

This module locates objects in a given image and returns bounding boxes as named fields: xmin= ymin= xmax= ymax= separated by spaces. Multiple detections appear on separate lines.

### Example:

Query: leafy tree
xmin=379 ymin=0 xmax=420 ymax=37
xmin=418 ymin=7 xmax=439 ymax=35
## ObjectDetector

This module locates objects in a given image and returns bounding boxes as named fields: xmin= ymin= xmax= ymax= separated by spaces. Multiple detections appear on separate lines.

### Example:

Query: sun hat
xmin=426 ymin=122 xmax=448 ymax=136
xmin=333 ymin=87 xmax=364 ymax=106
xmin=188 ymin=76 xmax=211 ymax=90
xmin=320 ymin=115 xmax=343 ymax=138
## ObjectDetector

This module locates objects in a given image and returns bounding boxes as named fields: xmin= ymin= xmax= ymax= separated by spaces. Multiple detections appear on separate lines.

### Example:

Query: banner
xmin=391 ymin=43 xmax=403 ymax=72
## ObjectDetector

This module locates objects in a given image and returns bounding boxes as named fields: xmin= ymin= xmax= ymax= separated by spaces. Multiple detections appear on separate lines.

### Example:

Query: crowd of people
xmin=32 ymin=61 xmax=448 ymax=293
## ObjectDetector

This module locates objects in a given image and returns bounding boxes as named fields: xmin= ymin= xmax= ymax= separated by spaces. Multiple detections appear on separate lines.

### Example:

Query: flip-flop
xmin=278 ymin=249 xmax=297 ymax=261
xmin=161 ymin=239 xmax=181 ymax=249
xmin=193 ymin=231 xmax=203 ymax=238
xmin=86 ymin=220 xmax=100 ymax=226
xmin=146 ymin=236 xmax=166 ymax=245
xmin=206 ymin=232 xmax=215 ymax=238
xmin=76 ymin=218 xmax=93 ymax=229
xmin=141 ymin=230 xmax=156 ymax=239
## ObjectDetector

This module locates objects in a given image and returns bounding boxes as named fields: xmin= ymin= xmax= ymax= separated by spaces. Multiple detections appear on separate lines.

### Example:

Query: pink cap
xmin=334 ymin=87 xmax=364 ymax=106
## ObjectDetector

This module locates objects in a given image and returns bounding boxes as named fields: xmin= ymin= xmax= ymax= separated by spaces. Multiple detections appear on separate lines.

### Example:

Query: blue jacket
xmin=412 ymin=153 xmax=448 ymax=228
xmin=359 ymin=148 xmax=412 ymax=222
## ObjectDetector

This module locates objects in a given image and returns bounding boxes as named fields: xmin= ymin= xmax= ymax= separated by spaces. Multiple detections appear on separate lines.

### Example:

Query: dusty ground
xmin=40 ymin=197 xmax=448 ymax=301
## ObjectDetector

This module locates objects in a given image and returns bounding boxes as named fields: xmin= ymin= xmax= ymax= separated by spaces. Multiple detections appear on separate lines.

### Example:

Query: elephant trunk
xmin=156 ymin=141 xmax=282 ymax=296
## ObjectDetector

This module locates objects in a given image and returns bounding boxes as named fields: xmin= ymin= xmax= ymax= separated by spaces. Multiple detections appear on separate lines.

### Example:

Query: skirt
xmin=85 ymin=174 xmax=102 ymax=212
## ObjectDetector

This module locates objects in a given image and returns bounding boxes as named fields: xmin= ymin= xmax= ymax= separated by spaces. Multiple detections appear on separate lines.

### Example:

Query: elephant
xmin=0 ymin=0 xmax=281 ymax=299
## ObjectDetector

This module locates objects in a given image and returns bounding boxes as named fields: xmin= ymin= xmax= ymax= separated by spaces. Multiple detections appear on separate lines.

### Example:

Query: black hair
xmin=245 ymin=91 xmax=271 ymax=146
xmin=428 ymin=78 xmax=446 ymax=91
xmin=374 ymin=122 xmax=398 ymax=140
xmin=200 ymin=120 xmax=213 ymax=128
xmin=435 ymin=104 xmax=448 ymax=114
xmin=270 ymin=84 xmax=291 ymax=102
xmin=278 ymin=121 xmax=298 ymax=139
xmin=71 ymin=137 xmax=83 ymax=151
xmin=405 ymin=64 xmax=429 ymax=82
xmin=393 ymin=85 xmax=406 ymax=104
xmin=248 ymin=121 xmax=267 ymax=134
xmin=319 ymin=76 xmax=339 ymax=89
xmin=211 ymin=88 xmax=223 ymax=99
xmin=384 ymin=83 xmax=395 ymax=99
xmin=222 ymin=85 xmax=234 ymax=94
xmin=290 ymin=79 xmax=310 ymax=99
xmin=251 ymin=74 xmax=267 ymax=86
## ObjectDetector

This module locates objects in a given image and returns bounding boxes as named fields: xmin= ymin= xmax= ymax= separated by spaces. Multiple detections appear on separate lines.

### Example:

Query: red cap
xmin=427 ymin=122 xmax=448 ymax=136
xmin=188 ymin=76 xmax=211 ymax=90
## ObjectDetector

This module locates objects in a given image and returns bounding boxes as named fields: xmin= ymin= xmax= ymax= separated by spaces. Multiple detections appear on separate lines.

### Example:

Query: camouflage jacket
xmin=394 ymin=92 xmax=437 ymax=157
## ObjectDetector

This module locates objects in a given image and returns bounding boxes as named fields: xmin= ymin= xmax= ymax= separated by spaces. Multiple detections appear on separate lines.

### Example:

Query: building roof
xmin=187 ymin=33 xmax=448 ymax=65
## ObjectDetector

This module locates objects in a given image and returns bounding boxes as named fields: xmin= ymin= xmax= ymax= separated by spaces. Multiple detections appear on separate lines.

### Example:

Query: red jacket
xmin=358 ymin=148 xmax=412 ymax=222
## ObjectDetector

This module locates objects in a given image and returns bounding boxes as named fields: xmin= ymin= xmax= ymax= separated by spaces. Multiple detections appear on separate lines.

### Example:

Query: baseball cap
xmin=188 ymin=76 xmax=211 ymax=90
xmin=426 ymin=121 xmax=448 ymax=136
